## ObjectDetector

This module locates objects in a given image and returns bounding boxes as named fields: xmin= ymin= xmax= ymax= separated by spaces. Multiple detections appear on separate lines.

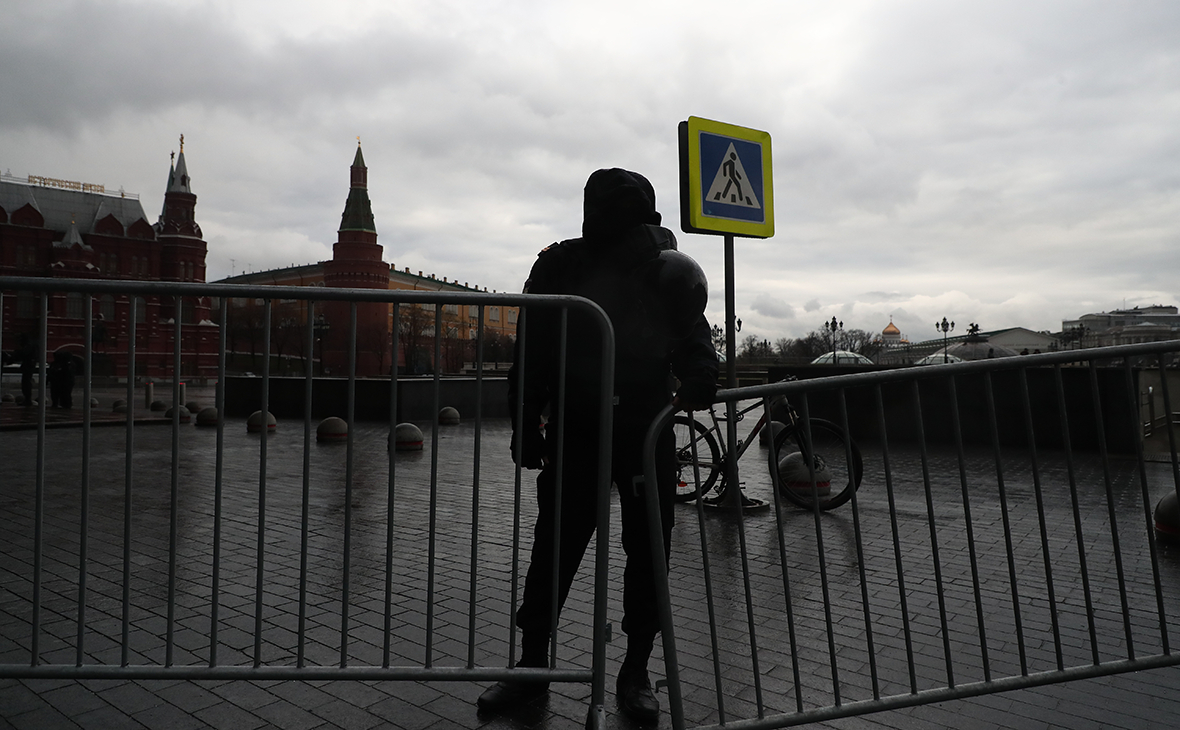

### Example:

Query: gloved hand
xmin=511 ymin=417 xmax=546 ymax=469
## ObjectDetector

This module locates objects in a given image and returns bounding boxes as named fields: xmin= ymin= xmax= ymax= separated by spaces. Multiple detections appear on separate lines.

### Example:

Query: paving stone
xmin=5 ymin=411 xmax=1180 ymax=729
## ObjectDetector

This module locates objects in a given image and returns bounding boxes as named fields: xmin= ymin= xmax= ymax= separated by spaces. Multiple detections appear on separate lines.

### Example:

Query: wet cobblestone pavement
xmin=3 ymin=399 xmax=1180 ymax=729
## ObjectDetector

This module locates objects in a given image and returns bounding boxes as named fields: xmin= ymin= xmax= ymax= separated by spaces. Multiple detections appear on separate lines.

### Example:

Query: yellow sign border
xmin=681 ymin=116 xmax=774 ymax=238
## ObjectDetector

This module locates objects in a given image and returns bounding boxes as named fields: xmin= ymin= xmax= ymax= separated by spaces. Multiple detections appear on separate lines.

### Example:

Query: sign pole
xmin=723 ymin=233 xmax=743 ymax=508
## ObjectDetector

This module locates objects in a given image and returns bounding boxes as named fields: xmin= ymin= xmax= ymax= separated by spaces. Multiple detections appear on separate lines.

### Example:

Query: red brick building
xmin=218 ymin=144 xmax=518 ymax=376
xmin=0 ymin=141 xmax=218 ymax=379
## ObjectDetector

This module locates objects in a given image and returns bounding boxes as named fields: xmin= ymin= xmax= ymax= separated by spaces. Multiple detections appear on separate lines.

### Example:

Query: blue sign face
xmin=699 ymin=132 xmax=766 ymax=224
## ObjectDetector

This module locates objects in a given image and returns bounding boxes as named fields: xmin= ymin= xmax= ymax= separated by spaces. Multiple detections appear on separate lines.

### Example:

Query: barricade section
xmin=646 ymin=341 xmax=1180 ymax=730
xmin=0 ymin=277 xmax=616 ymax=728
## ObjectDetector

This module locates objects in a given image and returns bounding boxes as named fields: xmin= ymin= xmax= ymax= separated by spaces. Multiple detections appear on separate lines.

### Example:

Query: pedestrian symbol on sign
xmin=705 ymin=144 xmax=760 ymax=210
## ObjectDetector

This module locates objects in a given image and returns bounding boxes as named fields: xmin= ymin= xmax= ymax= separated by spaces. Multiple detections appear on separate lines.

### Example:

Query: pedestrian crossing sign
xmin=679 ymin=116 xmax=774 ymax=238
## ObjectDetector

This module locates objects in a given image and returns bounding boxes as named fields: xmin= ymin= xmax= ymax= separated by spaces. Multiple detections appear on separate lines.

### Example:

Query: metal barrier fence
xmin=645 ymin=340 xmax=1180 ymax=730
xmin=0 ymin=276 xmax=617 ymax=728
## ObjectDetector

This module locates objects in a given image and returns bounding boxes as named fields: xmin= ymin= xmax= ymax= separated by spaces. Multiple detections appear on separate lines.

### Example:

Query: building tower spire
xmin=322 ymin=141 xmax=391 ymax=375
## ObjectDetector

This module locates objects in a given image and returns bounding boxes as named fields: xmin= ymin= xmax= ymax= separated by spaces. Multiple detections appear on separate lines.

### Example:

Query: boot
xmin=476 ymin=677 xmax=549 ymax=712
xmin=477 ymin=640 xmax=549 ymax=713
xmin=615 ymin=664 xmax=659 ymax=724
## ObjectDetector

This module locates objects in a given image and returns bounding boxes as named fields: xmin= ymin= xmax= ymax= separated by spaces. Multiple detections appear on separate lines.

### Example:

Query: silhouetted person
xmin=13 ymin=334 xmax=38 ymax=407
xmin=48 ymin=350 xmax=75 ymax=409
xmin=477 ymin=169 xmax=717 ymax=724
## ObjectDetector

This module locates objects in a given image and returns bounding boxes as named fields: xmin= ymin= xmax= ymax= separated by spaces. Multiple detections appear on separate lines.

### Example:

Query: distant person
xmin=477 ymin=169 xmax=718 ymax=724
xmin=48 ymin=350 xmax=75 ymax=409
xmin=13 ymin=334 xmax=38 ymax=407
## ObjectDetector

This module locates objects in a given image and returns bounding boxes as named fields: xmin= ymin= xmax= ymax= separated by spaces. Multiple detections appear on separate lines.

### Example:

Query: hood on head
xmin=582 ymin=168 xmax=661 ymax=241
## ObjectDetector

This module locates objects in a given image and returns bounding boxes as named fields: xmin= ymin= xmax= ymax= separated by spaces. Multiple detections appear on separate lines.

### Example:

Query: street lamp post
xmin=313 ymin=315 xmax=329 ymax=376
xmin=936 ymin=317 xmax=955 ymax=363
xmin=823 ymin=316 xmax=843 ymax=363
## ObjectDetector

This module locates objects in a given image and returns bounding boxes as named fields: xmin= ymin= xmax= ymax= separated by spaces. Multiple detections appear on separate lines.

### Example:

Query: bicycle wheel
xmin=672 ymin=415 xmax=722 ymax=502
xmin=773 ymin=418 xmax=863 ymax=510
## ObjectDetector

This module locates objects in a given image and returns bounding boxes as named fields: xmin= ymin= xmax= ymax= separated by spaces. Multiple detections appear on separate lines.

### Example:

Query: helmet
xmin=646 ymin=249 xmax=708 ymax=338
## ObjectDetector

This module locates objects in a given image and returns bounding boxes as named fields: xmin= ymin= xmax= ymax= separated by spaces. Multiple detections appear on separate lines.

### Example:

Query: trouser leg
xmin=515 ymin=456 xmax=598 ymax=665
xmin=618 ymin=425 xmax=676 ymax=667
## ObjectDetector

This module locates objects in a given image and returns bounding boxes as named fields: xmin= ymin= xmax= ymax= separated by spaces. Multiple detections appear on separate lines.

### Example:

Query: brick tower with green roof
xmin=321 ymin=141 xmax=392 ymax=375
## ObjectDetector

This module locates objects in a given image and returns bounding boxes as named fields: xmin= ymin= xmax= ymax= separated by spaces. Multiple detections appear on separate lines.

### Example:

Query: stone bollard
xmin=178 ymin=382 xmax=187 ymax=406
xmin=90 ymin=397 xmax=99 ymax=408
xmin=185 ymin=401 xmax=201 ymax=414
xmin=165 ymin=405 xmax=192 ymax=424
xmin=2 ymin=393 xmax=14 ymax=403
xmin=247 ymin=410 xmax=277 ymax=433
xmin=758 ymin=421 xmax=786 ymax=447
xmin=391 ymin=423 xmax=424 ymax=451
xmin=317 ymin=417 xmax=349 ymax=443
xmin=778 ymin=452 xmax=832 ymax=497
xmin=144 ymin=381 xmax=154 ymax=410
xmin=113 ymin=400 xmax=128 ymax=413
xmin=196 ymin=407 xmax=219 ymax=427
xmin=438 ymin=406 xmax=460 ymax=425
xmin=1155 ymin=491 xmax=1179 ymax=541
xmin=150 ymin=400 xmax=167 ymax=412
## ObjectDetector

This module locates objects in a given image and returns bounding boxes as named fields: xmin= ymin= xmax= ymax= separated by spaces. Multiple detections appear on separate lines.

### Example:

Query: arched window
xmin=134 ymin=297 xmax=147 ymax=324
xmin=66 ymin=292 xmax=86 ymax=319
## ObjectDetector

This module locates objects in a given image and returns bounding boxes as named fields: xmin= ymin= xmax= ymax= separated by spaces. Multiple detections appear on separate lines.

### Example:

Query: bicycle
xmin=672 ymin=386 xmax=864 ymax=510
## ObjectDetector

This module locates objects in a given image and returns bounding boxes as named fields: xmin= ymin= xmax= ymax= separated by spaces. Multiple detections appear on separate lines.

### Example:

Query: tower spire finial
xmin=357 ymin=135 xmax=361 ymax=147
xmin=179 ymin=133 xmax=184 ymax=152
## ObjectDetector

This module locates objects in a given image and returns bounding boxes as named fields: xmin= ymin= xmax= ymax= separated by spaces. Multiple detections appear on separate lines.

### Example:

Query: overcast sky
xmin=3 ymin=0 xmax=1178 ymax=344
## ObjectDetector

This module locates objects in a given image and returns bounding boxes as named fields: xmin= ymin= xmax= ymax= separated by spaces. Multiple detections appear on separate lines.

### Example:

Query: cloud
xmin=750 ymin=295 xmax=795 ymax=319
xmin=2 ymin=0 xmax=1177 ymax=346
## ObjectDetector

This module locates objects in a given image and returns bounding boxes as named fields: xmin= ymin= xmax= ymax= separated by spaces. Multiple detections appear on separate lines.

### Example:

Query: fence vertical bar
xmin=1125 ymin=360 xmax=1169 ymax=655
xmin=425 ymin=303 xmax=442 ymax=667
xmin=983 ymin=371 xmax=1027 ymax=675
xmin=166 ymin=296 xmax=182 ymax=666
xmin=764 ymin=397 xmax=803 ymax=713
xmin=548 ymin=308 xmax=568 ymax=667
xmin=384 ymin=302 xmax=400 ymax=668
xmin=1054 ymin=363 xmax=1100 ymax=665
xmin=509 ymin=308 xmax=527 ymax=668
xmin=341 ymin=302 xmax=358 ymax=667
xmin=467 ymin=307 xmax=485 ymax=668
xmin=877 ymin=384 xmax=917 ymax=693
xmin=30 ymin=292 xmax=47 ymax=666
xmin=210 ymin=298 xmax=227 ymax=667
xmin=947 ymin=375 xmax=990 ymax=680
xmin=1088 ymin=361 xmax=1134 ymax=659
xmin=297 ymin=301 xmax=315 ymax=668
xmin=798 ymin=395 xmax=839 ymax=706
xmin=1019 ymin=366 xmax=1063 ymax=670
xmin=254 ymin=299 xmax=272 ymax=667
xmin=912 ymin=380 xmax=955 ymax=688
xmin=588 ymin=302 xmax=615 ymax=730
xmin=76 ymin=295 xmax=94 ymax=667
xmin=839 ymin=387 xmax=879 ymax=699
xmin=121 ymin=296 xmax=137 ymax=667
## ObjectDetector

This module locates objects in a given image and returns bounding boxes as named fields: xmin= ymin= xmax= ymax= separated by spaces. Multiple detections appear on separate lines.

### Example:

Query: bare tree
xmin=399 ymin=304 xmax=433 ymax=374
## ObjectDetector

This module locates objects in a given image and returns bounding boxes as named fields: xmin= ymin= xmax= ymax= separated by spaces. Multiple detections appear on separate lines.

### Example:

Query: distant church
xmin=0 ymin=138 xmax=217 ymax=378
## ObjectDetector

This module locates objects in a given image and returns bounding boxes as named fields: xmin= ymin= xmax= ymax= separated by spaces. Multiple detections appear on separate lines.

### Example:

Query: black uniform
xmin=508 ymin=169 xmax=718 ymax=668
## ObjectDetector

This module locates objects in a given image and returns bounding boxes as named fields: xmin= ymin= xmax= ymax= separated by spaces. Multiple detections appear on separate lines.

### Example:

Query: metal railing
xmin=0 ymin=276 xmax=616 ymax=728
xmin=644 ymin=340 xmax=1180 ymax=730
